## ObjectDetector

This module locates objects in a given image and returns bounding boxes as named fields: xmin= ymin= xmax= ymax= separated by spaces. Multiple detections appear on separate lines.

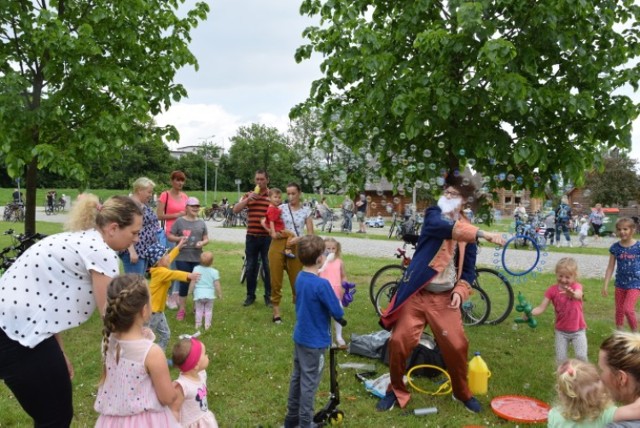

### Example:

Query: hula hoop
xmin=406 ymin=364 xmax=452 ymax=396
xmin=501 ymin=235 xmax=540 ymax=276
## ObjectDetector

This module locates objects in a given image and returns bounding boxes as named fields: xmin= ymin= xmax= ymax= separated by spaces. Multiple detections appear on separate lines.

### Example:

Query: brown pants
xmin=268 ymin=237 xmax=302 ymax=306
xmin=387 ymin=289 xmax=471 ymax=408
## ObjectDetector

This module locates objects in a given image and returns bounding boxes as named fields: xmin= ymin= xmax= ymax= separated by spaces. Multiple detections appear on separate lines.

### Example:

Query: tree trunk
xmin=25 ymin=157 xmax=38 ymax=236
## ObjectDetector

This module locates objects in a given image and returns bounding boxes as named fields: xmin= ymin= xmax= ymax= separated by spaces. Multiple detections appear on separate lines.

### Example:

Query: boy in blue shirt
xmin=284 ymin=235 xmax=345 ymax=428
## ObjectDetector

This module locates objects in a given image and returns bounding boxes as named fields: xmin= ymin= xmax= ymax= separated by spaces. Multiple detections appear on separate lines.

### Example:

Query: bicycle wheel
xmin=369 ymin=264 xmax=405 ymax=305
xmin=45 ymin=205 xmax=53 ymax=216
xmin=374 ymin=281 xmax=399 ymax=317
xmin=474 ymin=268 xmax=514 ymax=325
xmin=212 ymin=210 xmax=223 ymax=222
xmin=387 ymin=222 xmax=396 ymax=239
xmin=461 ymin=283 xmax=491 ymax=326
xmin=327 ymin=219 xmax=333 ymax=233
xmin=240 ymin=257 xmax=247 ymax=284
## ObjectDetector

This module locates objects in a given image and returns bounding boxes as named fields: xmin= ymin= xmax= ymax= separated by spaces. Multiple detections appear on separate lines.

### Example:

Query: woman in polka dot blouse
xmin=0 ymin=194 xmax=143 ymax=426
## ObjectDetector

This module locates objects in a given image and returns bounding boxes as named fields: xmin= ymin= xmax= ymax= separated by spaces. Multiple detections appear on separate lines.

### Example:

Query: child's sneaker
xmin=176 ymin=309 xmax=185 ymax=321
xmin=376 ymin=391 xmax=398 ymax=411
xmin=283 ymin=249 xmax=296 ymax=259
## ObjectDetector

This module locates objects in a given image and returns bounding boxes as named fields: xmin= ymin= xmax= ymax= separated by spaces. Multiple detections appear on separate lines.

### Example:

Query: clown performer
xmin=377 ymin=173 xmax=505 ymax=413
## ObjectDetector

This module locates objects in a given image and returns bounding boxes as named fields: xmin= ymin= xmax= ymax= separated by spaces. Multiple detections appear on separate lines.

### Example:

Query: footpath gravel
xmin=207 ymin=222 xmax=612 ymax=279
xmin=33 ymin=208 xmax=610 ymax=279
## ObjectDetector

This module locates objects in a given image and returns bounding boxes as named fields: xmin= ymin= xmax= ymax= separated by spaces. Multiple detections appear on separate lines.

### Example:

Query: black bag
xmin=381 ymin=333 xmax=446 ymax=378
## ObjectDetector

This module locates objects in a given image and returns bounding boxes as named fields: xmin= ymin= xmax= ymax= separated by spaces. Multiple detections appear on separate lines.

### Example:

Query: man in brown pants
xmin=378 ymin=175 xmax=504 ymax=413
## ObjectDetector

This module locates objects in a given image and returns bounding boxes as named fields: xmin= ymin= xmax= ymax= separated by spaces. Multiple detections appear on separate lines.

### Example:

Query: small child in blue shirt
xmin=283 ymin=235 xmax=345 ymax=428
xmin=189 ymin=251 xmax=222 ymax=330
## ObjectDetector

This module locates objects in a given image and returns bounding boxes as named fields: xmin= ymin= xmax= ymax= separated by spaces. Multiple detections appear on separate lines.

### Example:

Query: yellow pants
xmin=268 ymin=237 xmax=303 ymax=306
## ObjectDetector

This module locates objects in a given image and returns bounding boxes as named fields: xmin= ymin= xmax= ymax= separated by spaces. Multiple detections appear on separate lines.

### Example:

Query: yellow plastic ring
xmin=406 ymin=364 xmax=452 ymax=396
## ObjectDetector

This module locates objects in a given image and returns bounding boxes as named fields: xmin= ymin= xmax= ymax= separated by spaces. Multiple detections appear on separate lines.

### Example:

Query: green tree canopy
xmin=293 ymin=0 xmax=640 ymax=201
xmin=583 ymin=152 xmax=640 ymax=207
xmin=0 ymin=0 xmax=209 ymax=233
xmin=227 ymin=123 xmax=301 ymax=192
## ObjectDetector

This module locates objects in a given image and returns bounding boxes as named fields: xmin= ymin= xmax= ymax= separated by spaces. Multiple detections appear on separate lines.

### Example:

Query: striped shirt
xmin=242 ymin=189 xmax=271 ymax=236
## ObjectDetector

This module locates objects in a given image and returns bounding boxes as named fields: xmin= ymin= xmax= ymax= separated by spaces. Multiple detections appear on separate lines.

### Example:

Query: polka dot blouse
xmin=0 ymin=229 xmax=119 ymax=348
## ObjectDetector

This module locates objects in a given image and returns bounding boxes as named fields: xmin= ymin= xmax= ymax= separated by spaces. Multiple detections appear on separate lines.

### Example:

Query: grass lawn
xmin=0 ymin=221 xmax=622 ymax=427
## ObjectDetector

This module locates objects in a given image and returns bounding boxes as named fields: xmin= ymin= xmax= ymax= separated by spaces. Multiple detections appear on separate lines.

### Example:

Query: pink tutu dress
xmin=94 ymin=335 xmax=179 ymax=427
xmin=175 ymin=371 xmax=219 ymax=427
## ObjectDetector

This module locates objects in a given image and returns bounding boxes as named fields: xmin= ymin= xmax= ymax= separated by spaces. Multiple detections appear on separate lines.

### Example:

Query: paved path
xmin=32 ymin=208 xmax=610 ymax=279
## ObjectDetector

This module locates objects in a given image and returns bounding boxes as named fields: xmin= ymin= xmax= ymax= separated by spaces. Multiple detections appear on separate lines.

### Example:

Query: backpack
xmin=557 ymin=204 xmax=570 ymax=222
xmin=381 ymin=333 xmax=446 ymax=378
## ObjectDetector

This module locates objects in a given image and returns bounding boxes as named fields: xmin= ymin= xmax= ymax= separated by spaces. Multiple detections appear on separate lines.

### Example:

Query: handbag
xmin=159 ymin=191 xmax=168 ymax=230
xmin=157 ymin=191 xmax=169 ymax=247
xmin=287 ymin=204 xmax=300 ymax=236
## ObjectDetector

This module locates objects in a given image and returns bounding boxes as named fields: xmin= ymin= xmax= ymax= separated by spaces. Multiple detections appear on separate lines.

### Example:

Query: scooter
xmin=314 ymin=321 xmax=347 ymax=425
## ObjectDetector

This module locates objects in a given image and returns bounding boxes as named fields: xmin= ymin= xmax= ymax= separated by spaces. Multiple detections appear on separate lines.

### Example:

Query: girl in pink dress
xmin=319 ymin=237 xmax=349 ymax=349
xmin=170 ymin=338 xmax=219 ymax=427
xmin=94 ymin=275 xmax=179 ymax=427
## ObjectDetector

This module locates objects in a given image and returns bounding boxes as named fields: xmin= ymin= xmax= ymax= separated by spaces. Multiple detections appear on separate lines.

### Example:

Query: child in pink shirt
xmin=319 ymin=237 xmax=348 ymax=349
xmin=525 ymin=257 xmax=587 ymax=365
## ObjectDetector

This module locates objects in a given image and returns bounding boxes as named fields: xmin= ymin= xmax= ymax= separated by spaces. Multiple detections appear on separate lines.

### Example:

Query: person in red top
xmin=233 ymin=169 xmax=272 ymax=307
xmin=525 ymin=257 xmax=587 ymax=365
xmin=266 ymin=188 xmax=296 ymax=259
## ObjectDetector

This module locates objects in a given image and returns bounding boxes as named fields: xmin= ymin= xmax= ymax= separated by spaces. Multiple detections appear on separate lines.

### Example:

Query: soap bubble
xmin=417 ymin=162 xmax=425 ymax=170
xmin=366 ymin=196 xmax=372 ymax=203
xmin=437 ymin=141 xmax=445 ymax=149
xmin=400 ymin=133 xmax=406 ymax=140
xmin=507 ymin=174 xmax=515 ymax=182
xmin=415 ymin=180 xmax=423 ymax=189
xmin=423 ymin=149 xmax=432 ymax=158
xmin=410 ymin=144 xmax=417 ymax=152
xmin=393 ymin=197 xmax=400 ymax=204
xmin=583 ymin=189 xmax=592 ymax=197
xmin=372 ymin=127 xmax=379 ymax=135
xmin=273 ymin=154 xmax=281 ymax=161
xmin=328 ymin=184 xmax=337 ymax=193
xmin=468 ymin=158 xmax=476 ymax=167
xmin=429 ymin=163 xmax=436 ymax=170
xmin=376 ymin=189 xmax=384 ymax=196
xmin=459 ymin=149 xmax=466 ymax=156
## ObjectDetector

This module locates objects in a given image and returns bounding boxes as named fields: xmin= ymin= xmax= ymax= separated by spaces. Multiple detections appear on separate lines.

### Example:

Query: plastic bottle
xmin=468 ymin=352 xmax=491 ymax=395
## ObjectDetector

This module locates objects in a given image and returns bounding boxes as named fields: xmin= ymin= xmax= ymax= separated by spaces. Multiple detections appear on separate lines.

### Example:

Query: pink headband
xmin=178 ymin=338 xmax=202 ymax=372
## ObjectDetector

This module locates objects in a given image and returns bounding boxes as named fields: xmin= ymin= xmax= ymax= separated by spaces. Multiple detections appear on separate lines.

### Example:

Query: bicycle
xmin=341 ymin=209 xmax=353 ymax=233
xmin=239 ymin=255 xmax=267 ymax=284
xmin=369 ymin=235 xmax=514 ymax=325
xmin=3 ymin=202 xmax=25 ymax=222
xmin=387 ymin=212 xmax=399 ymax=239
xmin=315 ymin=208 xmax=336 ymax=233
xmin=373 ymin=280 xmax=491 ymax=327
xmin=0 ymin=229 xmax=48 ymax=274
xmin=201 ymin=204 xmax=225 ymax=222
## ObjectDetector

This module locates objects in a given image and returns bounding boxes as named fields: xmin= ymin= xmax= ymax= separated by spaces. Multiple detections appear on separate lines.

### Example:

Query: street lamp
xmin=235 ymin=179 xmax=242 ymax=202
xmin=213 ymin=155 xmax=221 ymax=203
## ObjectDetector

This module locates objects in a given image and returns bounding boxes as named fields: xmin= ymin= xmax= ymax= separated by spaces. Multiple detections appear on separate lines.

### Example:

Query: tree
xmin=0 ymin=0 xmax=209 ymax=234
xmin=289 ymin=108 xmax=378 ymax=195
xmin=583 ymin=152 xmax=640 ymax=207
xmin=293 ymin=0 xmax=640 ymax=204
xmin=227 ymin=124 xmax=301 ymax=191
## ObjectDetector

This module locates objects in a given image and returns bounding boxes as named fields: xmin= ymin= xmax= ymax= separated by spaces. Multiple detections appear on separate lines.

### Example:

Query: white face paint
xmin=437 ymin=195 xmax=462 ymax=216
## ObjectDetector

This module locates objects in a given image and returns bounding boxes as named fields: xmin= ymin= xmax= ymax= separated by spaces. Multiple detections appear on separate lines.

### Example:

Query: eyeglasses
xmin=443 ymin=190 xmax=461 ymax=197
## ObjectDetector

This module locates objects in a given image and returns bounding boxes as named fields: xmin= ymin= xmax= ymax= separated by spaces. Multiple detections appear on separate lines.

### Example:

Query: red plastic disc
xmin=491 ymin=395 xmax=550 ymax=423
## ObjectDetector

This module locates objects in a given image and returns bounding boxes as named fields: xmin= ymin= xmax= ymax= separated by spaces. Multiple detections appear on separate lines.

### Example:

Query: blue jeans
xmin=119 ymin=252 xmax=147 ymax=275
xmin=150 ymin=312 xmax=171 ymax=351
xmin=245 ymin=235 xmax=271 ymax=301
xmin=556 ymin=222 xmax=571 ymax=243
xmin=285 ymin=343 xmax=326 ymax=427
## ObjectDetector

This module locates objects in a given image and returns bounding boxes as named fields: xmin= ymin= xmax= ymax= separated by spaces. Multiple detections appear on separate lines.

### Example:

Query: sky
xmin=156 ymin=1 xmax=640 ymax=161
